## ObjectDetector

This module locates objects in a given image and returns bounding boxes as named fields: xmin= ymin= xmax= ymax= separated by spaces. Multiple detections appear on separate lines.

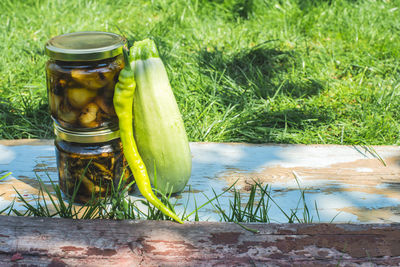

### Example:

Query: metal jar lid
xmin=54 ymin=123 xmax=120 ymax=143
xmin=45 ymin=31 xmax=126 ymax=61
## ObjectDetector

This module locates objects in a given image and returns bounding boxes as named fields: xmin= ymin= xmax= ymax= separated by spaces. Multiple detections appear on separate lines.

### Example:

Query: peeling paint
xmin=60 ymin=246 xmax=84 ymax=252
xmin=210 ymin=232 xmax=241 ymax=245
xmin=86 ymin=247 xmax=117 ymax=257
xmin=48 ymin=257 xmax=68 ymax=267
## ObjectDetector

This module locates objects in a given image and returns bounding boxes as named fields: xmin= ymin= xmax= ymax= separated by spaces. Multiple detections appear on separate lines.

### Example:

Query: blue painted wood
xmin=1 ymin=140 xmax=399 ymax=223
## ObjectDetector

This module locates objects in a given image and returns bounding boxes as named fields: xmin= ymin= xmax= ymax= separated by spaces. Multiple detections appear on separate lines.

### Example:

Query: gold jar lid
xmin=45 ymin=31 xmax=126 ymax=61
xmin=54 ymin=123 xmax=120 ymax=143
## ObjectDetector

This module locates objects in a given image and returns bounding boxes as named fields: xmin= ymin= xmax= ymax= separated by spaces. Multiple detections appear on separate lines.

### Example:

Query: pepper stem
xmin=130 ymin=39 xmax=159 ymax=61
xmin=122 ymin=49 xmax=132 ymax=71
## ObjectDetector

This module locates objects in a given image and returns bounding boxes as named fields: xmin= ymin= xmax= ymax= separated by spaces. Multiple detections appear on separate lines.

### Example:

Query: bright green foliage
xmin=0 ymin=0 xmax=399 ymax=144
xmin=2 ymin=174 xmax=329 ymax=224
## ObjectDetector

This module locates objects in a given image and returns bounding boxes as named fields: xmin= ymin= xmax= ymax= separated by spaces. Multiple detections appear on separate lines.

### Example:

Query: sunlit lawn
xmin=0 ymin=0 xmax=399 ymax=144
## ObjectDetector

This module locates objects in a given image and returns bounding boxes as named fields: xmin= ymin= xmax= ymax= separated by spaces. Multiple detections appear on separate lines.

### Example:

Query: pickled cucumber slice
xmin=67 ymin=88 xmax=96 ymax=109
xmin=95 ymin=96 xmax=115 ymax=116
xmin=49 ymin=93 xmax=62 ymax=114
xmin=79 ymin=102 xmax=100 ymax=127
xmin=58 ymin=102 xmax=79 ymax=124
xmin=71 ymin=69 xmax=113 ymax=90
xmin=80 ymin=175 xmax=106 ymax=194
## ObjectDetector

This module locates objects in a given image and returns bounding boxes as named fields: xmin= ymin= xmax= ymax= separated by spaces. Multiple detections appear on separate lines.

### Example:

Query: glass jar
xmin=54 ymin=125 xmax=133 ymax=203
xmin=45 ymin=31 xmax=133 ymax=203
xmin=45 ymin=31 xmax=126 ymax=131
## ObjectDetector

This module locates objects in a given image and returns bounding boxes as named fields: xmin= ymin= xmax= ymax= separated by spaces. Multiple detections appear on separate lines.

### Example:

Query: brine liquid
xmin=55 ymin=139 xmax=133 ymax=203
xmin=46 ymin=55 xmax=124 ymax=130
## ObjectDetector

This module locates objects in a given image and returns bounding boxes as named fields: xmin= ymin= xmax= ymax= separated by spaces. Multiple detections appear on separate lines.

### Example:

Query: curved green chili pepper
xmin=113 ymin=50 xmax=183 ymax=224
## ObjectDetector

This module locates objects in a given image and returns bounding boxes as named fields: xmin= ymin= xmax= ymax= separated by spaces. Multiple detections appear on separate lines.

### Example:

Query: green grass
xmin=1 ymin=174 xmax=324 ymax=225
xmin=1 ymin=0 xmax=399 ymax=144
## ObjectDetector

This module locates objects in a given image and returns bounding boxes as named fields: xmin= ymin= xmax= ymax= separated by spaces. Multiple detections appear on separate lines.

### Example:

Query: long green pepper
xmin=113 ymin=50 xmax=183 ymax=224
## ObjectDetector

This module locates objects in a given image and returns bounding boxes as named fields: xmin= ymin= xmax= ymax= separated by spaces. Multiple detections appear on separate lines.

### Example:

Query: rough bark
xmin=0 ymin=216 xmax=399 ymax=266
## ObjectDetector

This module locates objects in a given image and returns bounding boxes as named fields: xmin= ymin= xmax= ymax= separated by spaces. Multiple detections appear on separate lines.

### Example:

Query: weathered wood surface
xmin=0 ymin=215 xmax=399 ymax=266
xmin=1 ymin=140 xmax=400 ymax=222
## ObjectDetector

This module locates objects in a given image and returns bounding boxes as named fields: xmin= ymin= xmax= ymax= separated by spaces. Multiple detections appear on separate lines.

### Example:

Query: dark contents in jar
xmin=55 ymin=138 xmax=133 ymax=203
xmin=46 ymin=55 xmax=124 ymax=130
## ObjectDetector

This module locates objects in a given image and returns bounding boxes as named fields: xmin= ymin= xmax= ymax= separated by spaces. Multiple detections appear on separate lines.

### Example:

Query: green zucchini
xmin=129 ymin=39 xmax=192 ymax=194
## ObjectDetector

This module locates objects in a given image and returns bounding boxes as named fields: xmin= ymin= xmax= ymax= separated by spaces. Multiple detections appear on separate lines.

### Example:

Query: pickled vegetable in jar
xmin=54 ymin=125 xmax=133 ymax=203
xmin=45 ymin=32 xmax=126 ymax=130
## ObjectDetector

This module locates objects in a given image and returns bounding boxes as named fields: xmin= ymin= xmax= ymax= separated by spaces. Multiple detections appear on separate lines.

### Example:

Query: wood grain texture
xmin=2 ymin=141 xmax=400 ymax=223
xmin=0 ymin=215 xmax=399 ymax=266
xmin=0 ymin=139 xmax=53 ymax=146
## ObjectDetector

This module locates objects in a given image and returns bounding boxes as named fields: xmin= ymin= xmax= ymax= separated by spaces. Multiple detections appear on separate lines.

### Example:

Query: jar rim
xmin=45 ymin=31 xmax=126 ymax=61
xmin=54 ymin=123 xmax=120 ymax=143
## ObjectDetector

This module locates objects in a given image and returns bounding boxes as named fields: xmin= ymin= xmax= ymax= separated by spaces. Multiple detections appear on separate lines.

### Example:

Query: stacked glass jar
xmin=45 ymin=32 xmax=133 ymax=203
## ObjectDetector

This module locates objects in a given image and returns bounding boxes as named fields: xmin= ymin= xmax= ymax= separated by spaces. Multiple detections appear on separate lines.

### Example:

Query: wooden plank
xmin=0 ymin=216 xmax=399 ymax=266
xmin=1 ymin=140 xmax=400 ymax=222
xmin=0 ymin=139 xmax=53 ymax=146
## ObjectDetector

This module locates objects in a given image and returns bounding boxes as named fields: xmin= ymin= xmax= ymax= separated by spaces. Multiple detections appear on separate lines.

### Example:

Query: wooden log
xmin=0 ymin=216 xmax=399 ymax=266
